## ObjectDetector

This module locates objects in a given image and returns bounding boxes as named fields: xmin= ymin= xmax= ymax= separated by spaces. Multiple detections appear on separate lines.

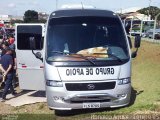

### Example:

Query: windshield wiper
xmin=51 ymin=51 xmax=96 ymax=65
xmin=107 ymin=53 xmax=123 ymax=62
xmin=72 ymin=54 xmax=96 ymax=65
xmin=92 ymin=53 xmax=123 ymax=62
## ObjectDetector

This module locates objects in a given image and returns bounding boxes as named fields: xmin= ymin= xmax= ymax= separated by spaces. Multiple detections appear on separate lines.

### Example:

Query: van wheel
xmin=55 ymin=110 xmax=70 ymax=116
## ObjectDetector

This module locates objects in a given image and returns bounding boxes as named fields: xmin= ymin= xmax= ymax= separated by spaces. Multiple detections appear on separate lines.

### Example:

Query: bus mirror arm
xmin=131 ymin=35 xmax=141 ymax=58
xmin=29 ymin=37 xmax=43 ymax=62
xmin=128 ymin=36 xmax=132 ymax=48
xmin=32 ymin=50 xmax=43 ymax=62
xmin=131 ymin=48 xmax=138 ymax=58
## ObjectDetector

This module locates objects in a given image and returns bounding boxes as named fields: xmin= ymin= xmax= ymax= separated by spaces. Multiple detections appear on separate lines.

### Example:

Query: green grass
xmin=131 ymin=40 xmax=160 ymax=110
xmin=0 ymin=114 xmax=55 ymax=120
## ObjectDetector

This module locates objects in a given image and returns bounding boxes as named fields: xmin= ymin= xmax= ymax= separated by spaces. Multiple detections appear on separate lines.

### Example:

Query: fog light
xmin=118 ymin=78 xmax=131 ymax=85
xmin=117 ymin=94 xmax=127 ymax=99
xmin=53 ymin=96 xmax=60 ymax=101
xmin=53 ymin=96 xmax=64 ymax=102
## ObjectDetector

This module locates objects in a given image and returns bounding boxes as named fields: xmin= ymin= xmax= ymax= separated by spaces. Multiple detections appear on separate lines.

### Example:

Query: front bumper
xmin=46 ymin=81 xmax=131 ymax=110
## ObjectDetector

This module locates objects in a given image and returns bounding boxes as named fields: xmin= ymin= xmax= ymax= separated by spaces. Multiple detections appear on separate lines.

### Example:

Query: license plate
xmin=83 ymin=103 xmax=100 ymax=108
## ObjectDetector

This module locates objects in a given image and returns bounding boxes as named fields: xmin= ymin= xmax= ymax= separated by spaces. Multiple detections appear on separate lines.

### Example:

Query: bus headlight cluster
xmin=46 ymin=80 xmax=63 ymax=87
xmin=118 ymin=78 xmax=131 ymax=85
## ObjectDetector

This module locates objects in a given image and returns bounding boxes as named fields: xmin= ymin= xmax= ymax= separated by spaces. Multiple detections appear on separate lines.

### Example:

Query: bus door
xmin=15 ymin=24 xmax=45 ymax=90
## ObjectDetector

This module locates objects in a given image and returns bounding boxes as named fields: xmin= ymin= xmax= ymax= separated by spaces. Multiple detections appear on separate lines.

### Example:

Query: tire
xmin=55 ymin=110 xmax=71 ymax=116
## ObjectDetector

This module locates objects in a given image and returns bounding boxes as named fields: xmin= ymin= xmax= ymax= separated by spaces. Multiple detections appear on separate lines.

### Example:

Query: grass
xmin=131 ymin=40 xmax=160 ymax=110
xmin=0 ymin=39 xmax=160 ymax=120
xmin=0 ymin=114 xmax=55 ymax=120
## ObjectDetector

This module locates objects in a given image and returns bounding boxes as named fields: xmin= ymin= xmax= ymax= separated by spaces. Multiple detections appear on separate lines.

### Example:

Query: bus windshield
xmin=46 ymin=17 xmax=129 ymax=62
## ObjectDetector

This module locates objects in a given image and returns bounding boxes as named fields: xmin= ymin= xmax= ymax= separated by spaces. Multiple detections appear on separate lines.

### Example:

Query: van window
xmin=17 ymin=25 xmax=43 ymax=50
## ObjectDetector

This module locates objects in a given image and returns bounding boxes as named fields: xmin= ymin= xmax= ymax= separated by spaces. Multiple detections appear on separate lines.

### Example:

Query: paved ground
xmin=1 ymin=90 xmax=46 ymax=107
xmin=0 ymin=76 xmax=46 ymax=107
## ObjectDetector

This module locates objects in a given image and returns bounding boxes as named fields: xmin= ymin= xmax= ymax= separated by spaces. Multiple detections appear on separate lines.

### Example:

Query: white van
xmin=16 ymin=9 xmax=141 ymax=112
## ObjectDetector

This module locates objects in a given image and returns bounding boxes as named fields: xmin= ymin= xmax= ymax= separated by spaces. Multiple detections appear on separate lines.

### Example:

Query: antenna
xmin=81 ymin=2 xmax=84 ymax=9
xmin=148 ymin=0 xmax=151 ymax=16
xmin=56 ymin=0 xmax=58 ymax=9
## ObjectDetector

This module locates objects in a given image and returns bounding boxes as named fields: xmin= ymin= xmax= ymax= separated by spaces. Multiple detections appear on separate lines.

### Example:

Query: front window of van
xmin=46 ymin=17 xmax=129 ymax=66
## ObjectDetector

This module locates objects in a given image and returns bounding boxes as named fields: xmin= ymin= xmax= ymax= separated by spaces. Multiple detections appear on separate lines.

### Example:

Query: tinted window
xmin=17 ymin=25 xmax=43 ymax=50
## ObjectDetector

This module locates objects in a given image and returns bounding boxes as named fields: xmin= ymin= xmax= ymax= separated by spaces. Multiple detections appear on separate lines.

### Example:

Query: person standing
xmin=9 ymin=37 xmax=17 ymax=87
xmin=0 ymin=48 xmax=16 ymax=102
xmin=1 ymin=41 xmax=9 ymax=57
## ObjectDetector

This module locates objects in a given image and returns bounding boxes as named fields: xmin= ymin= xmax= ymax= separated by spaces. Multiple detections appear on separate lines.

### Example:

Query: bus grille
xmin=65 ymin=82 xmax=116 ymax=91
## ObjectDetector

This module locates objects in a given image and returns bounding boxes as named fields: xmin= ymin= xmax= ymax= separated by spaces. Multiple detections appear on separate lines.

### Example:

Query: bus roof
xmin=49 ymin=9 xmax=118 ymax=19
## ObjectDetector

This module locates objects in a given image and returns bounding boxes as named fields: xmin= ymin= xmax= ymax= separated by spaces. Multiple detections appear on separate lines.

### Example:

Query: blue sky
xmin=0 ymin=0 xmax=160 ymax=16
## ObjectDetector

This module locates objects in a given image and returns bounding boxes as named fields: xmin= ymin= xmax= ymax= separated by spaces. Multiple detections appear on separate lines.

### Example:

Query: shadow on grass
xmin=13 ymin=90 xmax=34 ymax=98
xmin=55 ymin=87 xmax=144 ymax=116
xmin=128 ymin=87 xmax=144 ymax=106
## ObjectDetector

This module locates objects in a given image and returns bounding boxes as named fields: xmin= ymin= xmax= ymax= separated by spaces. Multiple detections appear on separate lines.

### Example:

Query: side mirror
xmin=29 ymin=37 xmax=43 ymax=62
xmin=125 ymin=23 xmax=131 ymax=35
xmin=131 ymin=51 xmax=137 ymax=58
xmin=134 ymin=35 xmax=141 ymax=48
xmin=35 ymin=52 xmax=42 ymax=58
xmin=35 ymin=52 xmax=43 ymax=61
xmin=131 ymin=35 xmax=141 ymax=58
xmin=128 ymin=36 xmax=132 ymax=48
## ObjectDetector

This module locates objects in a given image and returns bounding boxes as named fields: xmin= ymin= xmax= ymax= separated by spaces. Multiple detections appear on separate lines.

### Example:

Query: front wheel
xmin=55 ymin=110 xmax=71 ymax=116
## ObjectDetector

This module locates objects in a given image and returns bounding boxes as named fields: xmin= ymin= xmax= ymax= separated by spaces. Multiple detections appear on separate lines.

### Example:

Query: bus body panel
xmin=56 ymin=66 xmax=120 ymax=81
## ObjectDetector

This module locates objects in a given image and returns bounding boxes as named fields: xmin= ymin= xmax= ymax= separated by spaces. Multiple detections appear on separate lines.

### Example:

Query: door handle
xmin=19 ymin=63 xmax=25 ymax=65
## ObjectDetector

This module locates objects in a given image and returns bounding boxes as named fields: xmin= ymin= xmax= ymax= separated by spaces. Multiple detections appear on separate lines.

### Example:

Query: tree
xmin=10 ymin=19 xmax=24 ymax=24
xmin=24 ymin=10 xmax=38 ymax=23
xmin=137 ymin=6 xmax=160 ymax=20
xmin=38 ymin=19 xmax=47 ymax=23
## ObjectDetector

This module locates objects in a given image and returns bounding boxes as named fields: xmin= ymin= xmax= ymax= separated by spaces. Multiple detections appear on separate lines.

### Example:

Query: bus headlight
xmin=46 ymin=80 xmax=63 ymax=87
xmin=118 ymin=78 xmax=131 ymax=85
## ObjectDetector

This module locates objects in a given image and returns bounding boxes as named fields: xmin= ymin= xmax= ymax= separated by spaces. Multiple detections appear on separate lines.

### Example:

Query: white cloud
xmin=8 ymin=3 xmax=16 ymax=8
xmin=32 ymin=1 xmax=39 ymax=5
